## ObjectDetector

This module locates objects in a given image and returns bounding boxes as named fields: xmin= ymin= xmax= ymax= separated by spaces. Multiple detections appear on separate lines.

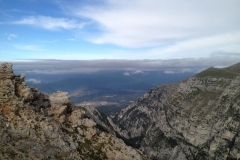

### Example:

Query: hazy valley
xmin=26 ymin=71 xmax=194 ymax=115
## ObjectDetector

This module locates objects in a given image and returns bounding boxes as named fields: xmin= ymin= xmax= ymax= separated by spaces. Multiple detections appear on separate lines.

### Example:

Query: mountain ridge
xmin=94 ymin=62 xmax=240 ymax=159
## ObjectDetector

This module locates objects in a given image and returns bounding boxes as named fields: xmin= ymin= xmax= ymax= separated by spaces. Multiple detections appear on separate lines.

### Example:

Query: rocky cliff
xmin=106 ymin=62 xmax=240 ymax=160
xmin=0 ymin=62 xmax=147 ymax=160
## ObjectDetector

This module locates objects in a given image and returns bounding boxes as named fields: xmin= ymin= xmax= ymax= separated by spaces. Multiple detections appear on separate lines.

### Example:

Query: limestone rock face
xmin=0 ymin=63 xmax=147 ymax=160
xmin=102 ymin=62 xmax=240 ymax=160
xmin=0 ymin=62 xmax=14 ymax=79
xmin=47 ymin=91 xmax=74 ymax=123
xmin=68 ymin=110 xmax=84 ymax=126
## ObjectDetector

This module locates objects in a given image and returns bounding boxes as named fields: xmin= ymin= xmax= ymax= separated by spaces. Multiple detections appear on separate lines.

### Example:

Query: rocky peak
xmin=0 ymin=63 xmax=147 ymax=160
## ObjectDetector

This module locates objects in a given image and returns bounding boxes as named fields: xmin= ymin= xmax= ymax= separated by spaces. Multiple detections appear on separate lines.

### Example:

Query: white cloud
xmin=14 ymin=44 xmax=42 ymax=51
xmin=164 ymin=68 xmax=200 ymax=74
xmin=6 ymin=1 xmax=240 ymax=60
xmin=25 ymin=78 xmax=41 ymax=84
xmin=123 ymin=70 xmax=144 ymax=76
xmin=40 ymin=39 xmax=58 ymax=43
xmin=8 ymin=34 xmax=17 ymax=40
xmin=149 ymin=32 xmax=240 ymax=59
xmin=164 ymin=70 xmax=175 ymax=74
xmin=48 ymin=0 xmax=240 ymax=60
xmin=13 ymin=16 xmax=85 ymax=30
xmin=68 ymin=0 xmax=240 ymax=49
xmin=123 ymin=72 xmax=130 ymax=76
xmin=213 ymin=66 xmax=227 ymax=69
xmin=66 ymin=38 xmax=76 ymax=41
xmin=132 ymin=70 xmax=144 ymax=74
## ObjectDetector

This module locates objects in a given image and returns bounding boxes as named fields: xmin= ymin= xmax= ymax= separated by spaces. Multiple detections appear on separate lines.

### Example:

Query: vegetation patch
xmin=14 ymin=109 xmax=21 ymax=117
xmin=195 ymin=67 xmax=238 ymax=78
xmin=61 ymin=127 xmax=70 ymax=134
xmin=77 ymin=138 xmax=107 ymax=160
xmin=96 ymin=124 xmax=110 ymax=133
xmin=152 ymin=130 xmax=178 ymax=148
xmin=115 ymin=132 xmax=143 ymax=149
xmin=79 ymin=125 xmax=88 ymax=131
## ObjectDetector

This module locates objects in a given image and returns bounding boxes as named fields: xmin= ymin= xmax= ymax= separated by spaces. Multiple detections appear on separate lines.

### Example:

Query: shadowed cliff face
xmin=0 ymin=62 xmax=147 ymax=160
xmin=106 ymin=62 xmax=240 ymax=160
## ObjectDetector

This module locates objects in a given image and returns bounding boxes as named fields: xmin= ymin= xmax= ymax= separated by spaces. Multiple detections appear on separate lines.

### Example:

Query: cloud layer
xmin=1 ymin=58 xmax=239 ymax=75
xmin=8 ymin=34 xmax=17 ymax=40
xmin=25 ymin=78 xmax=42 ymax=84
xmin=13 ymin=16 xmax=84 ymax=30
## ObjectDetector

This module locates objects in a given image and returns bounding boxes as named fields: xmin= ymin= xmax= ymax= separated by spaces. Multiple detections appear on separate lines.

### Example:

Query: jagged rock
xmin=47 ymin=91 xmax=74 ymax=123
xmin=49 ymin=91 xmax=70 ymax=107
xmin=68 ymin=110 xmax=84 ymax=126
xmin=18 ymin=83 xmax=33 ymax=100
xmin=20 ymin=73 xmax=26 ymax=79
xmin=0 ymin=62 xmax=14 ymax=79
xmin=82 ymin=118 xmax=96 ymax=128
xmin=0 ymin=63 xmax=147 ymax=160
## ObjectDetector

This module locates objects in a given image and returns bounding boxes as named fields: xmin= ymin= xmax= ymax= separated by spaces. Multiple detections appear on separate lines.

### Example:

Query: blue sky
xmin=1 ymin=0 xmax=240 ymax=61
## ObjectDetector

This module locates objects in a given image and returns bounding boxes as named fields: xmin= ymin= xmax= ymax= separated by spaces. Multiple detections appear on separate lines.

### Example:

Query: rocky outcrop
xmin=0 ymin=63 xmax=147 ymax=160
xmin=107 ymin=62 xmax=240 ymax=160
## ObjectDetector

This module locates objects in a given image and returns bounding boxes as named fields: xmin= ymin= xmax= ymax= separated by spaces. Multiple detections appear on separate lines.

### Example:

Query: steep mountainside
xmin=0 ymin=63 xmax=147 ymax=160
xmin=107 ymin=62 xmax=240 ymax=160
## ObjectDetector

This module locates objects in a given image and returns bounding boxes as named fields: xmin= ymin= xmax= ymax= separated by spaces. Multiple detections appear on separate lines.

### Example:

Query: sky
xmin=1 ymin=0 xmax=240 ymax=61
